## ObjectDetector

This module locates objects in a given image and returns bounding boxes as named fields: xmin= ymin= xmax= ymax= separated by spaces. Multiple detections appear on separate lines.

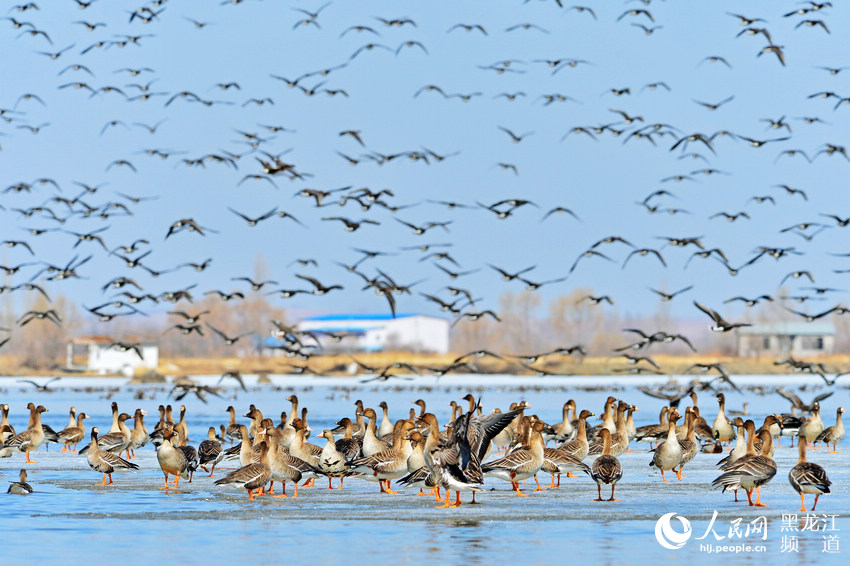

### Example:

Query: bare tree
xmin=15 ymin=293 xmax=81 ymax=369
xmin=492 ymin=290 xmax=541 ymax=353
xmin=548 ymin=288 xmax=607 ymax=354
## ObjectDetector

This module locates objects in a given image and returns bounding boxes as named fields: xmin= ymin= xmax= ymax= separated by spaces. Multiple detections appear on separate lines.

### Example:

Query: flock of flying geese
xmin=2 ymin=0 xmax=850 ymax=360
xmin=1 ymin=387 xmax=843 ymax=511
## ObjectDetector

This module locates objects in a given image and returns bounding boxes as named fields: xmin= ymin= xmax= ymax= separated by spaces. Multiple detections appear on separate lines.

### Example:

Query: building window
xmin=763 ymin=337 xmax=770 ymax=349
xmin=799 ymin=336 xmax=824 ymax=350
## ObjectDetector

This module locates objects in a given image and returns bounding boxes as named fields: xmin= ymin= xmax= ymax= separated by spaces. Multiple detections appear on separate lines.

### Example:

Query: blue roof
xmin=303 ymin=313 xmax=417 ymax=322
xmin=302 ymin=326 xmax=372 ymax=334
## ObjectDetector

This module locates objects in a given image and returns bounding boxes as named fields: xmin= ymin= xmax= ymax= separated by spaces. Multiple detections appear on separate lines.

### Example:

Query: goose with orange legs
xmin=591 ymin=429 xmax=622 ymax=502
xmin=349 ymin=419 xmax=415 ymax=493
xmin=199 ymin=426 xmax=224 ymax=476
xmin=561 ymin=409 xmax=596 ymax=456
xmin=318 ymin=429 xmax=350 ymax=489
xmin=94 ymin=412 xmax=133 ymax=458
xmin=288 ymin=418 xmax=323 ymax=487
xmin=675 ymin=408 xmax=698 ymax=480
xmin=405 ymin=430 xmax=427 ymax=475
xmin=649 ymin=409 xmax=681 ymax=482
xmin=712 ymin=430 xmax=777 ymax=507
xmin=264 ymin=427 xmax=317 ymax=497
xmin=483 ymin=417 xmax=547 ymax=495
xmin=788 ymin=435 xmax=831 ymax=511
xmin=430 ymin=401 xmax=522 ymax=507
xmin=57 ymin=411 xmax=89 ymax=452
xmin=555 ymin=409 xmax=594 ymax=479
xmin=4 ymin=403 xmax=48 ymax=464
xmin=84 ymin=427 xmax=139 ymax=485
xmin=127 ymin=409 xmax=148 ymax=459
xmin=541 ymin=441 xmax=591 ymax=487
xmin=402 ymin=412 xmax=446 ymax=499
xmin=214 ymin=431 xmax=272 ymax=500
xmin=816 ymin=407 xmax=844 ymax=453
xmin=156 ymin=427 xmax=189 ymax=489
xmin=716 ymin=419 xmax=754 ymax=502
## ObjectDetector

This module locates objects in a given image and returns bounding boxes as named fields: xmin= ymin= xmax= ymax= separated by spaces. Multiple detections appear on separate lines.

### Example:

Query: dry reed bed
xmin=3 ymin=353 xmax=850 ymax=378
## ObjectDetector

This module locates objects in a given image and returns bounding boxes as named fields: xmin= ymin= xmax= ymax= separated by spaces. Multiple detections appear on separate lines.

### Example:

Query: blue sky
xmin=1 ymin=0 xmax=849 ymax=329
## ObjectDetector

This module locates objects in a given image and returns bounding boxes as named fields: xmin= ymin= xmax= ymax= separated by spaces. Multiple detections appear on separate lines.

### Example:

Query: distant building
xmin=263 ymin=313 xmax=450 ymax=354
xmin=66 ymin=336 xmax=159 ymax=374
xmin=737 ymin=322 xmax=834 ymax=358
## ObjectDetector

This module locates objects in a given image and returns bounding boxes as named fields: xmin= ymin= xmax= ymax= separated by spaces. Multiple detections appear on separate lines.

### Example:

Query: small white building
xmin=67 ymin=336 xmax=159 ymax=374
xmin=737 ymin=322 xmax=835 ymax=358
xmin=291 ymin=313 xmax=450 ymax=354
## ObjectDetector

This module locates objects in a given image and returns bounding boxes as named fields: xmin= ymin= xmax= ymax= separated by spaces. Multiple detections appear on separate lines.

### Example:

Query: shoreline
xmin=2 ymin=352 xmax=849 ymax=379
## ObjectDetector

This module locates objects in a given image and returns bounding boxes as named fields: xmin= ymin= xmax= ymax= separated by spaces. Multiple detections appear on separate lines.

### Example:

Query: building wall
xmin=87 ymin=345 xmax=158 ymax=371
xmin=297 ymin=315 xmax=450 ymax=354
xmin=361 ymin=316 xmax=450 ymax=353
xmin=738 ymin=334 xmax=833 ymax=358
xmin=409 ymin=316 xmax=450 ymax=353
xmin=141 ymin=345 xmax=159 ymax=368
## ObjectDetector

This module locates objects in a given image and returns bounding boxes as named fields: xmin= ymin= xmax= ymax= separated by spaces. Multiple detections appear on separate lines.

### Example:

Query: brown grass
xmin=3 ymin=352 xmax=850 ymax=378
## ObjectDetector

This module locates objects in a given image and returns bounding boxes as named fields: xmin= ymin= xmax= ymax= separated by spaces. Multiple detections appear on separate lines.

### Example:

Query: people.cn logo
xmin=655 ymin=512 xmax=693 ymax=550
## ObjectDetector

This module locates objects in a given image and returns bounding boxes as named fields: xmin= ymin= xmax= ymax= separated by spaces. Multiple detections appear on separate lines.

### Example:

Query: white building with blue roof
xmin=295 ymin=313 xmax=450 ymax=354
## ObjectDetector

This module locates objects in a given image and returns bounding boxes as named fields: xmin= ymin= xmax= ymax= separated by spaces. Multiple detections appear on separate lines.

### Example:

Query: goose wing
xmin=467 ymin=406 xmax=523 ymax=462
xmin=214 ymin=462 xmax=269 ymax=487
xmin=789 ymin=462 xmax=831 ymax=493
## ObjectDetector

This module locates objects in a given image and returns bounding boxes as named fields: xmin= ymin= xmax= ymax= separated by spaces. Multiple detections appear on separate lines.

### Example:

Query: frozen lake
xmin=0 ymin=374 xmax=847 ymax=564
